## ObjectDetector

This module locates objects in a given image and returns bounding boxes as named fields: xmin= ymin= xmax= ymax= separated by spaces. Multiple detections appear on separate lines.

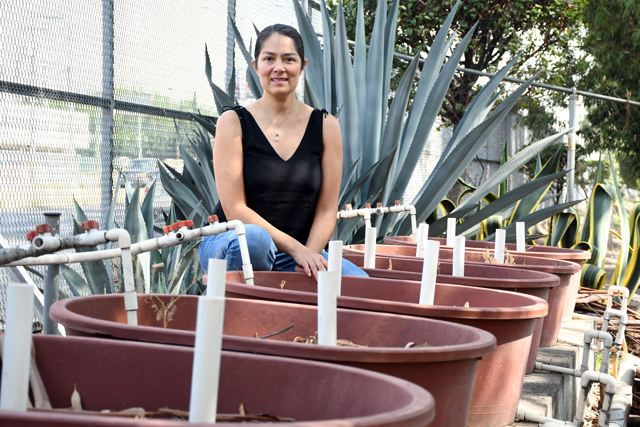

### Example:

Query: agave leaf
xmin=509 ymin=144 xmax=564 ymax=223
xmin=608 ymin=152 xmax=630 ymax=286
xmin=167 ymin=243 xmax=198 ymax=295
xmin=190 ymin=113 xmax=217 ymax=138
xmin=333 ymin=0 xmax=359 ymax=173
xmin=629 ymin=203 xmax=640 ymax=250
xmin=159 ymin=166 xmax=206 ymax=226
xmin=445 ymin=56 xmax=520 ymax=159
xmin=456 ymin=130 xmax=570 ymax=211
xmin=499 ymin=143 xmax=509 ymax=197
xmin=400 ymin=1 xmax=461 ymax=166
xmin=480 ymin=216 xmax=503 ymax=240
xmin=205 ymin=45 xmax=235 ymax=114
xmin=227 ymin=64 xmax=236 ymax=98
xmin=159 ymin=161 xmax=205 ymax=205
xmin=428 ymin=204 xmax=479 ymax=236
xmin=179 ymin=145 xmax=216 ymax=214
xmin=320 ymin=0 xmax=336 ymax=112
xmin=396 ymin=74 xmax=538 ymax=236
xmin=353 ymin=0 xmax=367 ymax=150
xmin=61 ymin=266 xmax=93 ymax=297
xmin=456 ymin=172 xmax=567 ymax=236
xmin=339 ymin=150 xmax=395 ymax=209
xmin=484 ymin=199 xmax=582 ymax=241
xmin=140 ymin=180 xmax=157 ymax=240
xmin=292 ymin=0 xmax=325 ymax=108
xmin=579 ymin=183 xmax=614 ymax=268
xmin=188 ymin=138 xmax=218 ymax=211
xmin=123 ymin=188 xmax=150 ymax=293
xmin=535 ymin=153 xmax=542 ymax=175
xmin=622 ymin=244 xmax=640 ymax=298
xmin=228 ymin=15 xmax=262 ymax=98
xmin=546 ymin=210 xmax=579 ymax=248
xmin=389 ymin=22 xmax=479 ymax=209
xmin=339 ymin=158 xmax=360 ymax=202
xmin=381 ymin=0 xmax=400 ymax=123
xmin=581 ymin=263 xmax=606 ymax=289
xmin=371 ymin=51 xmax=422 ymax=201
xmin=593 ymin=153 xmax=604 ymax=186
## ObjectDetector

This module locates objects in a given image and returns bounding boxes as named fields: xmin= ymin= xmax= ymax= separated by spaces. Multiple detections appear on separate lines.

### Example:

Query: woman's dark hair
xmin=254 ymin=24 xmax=305 ymax=63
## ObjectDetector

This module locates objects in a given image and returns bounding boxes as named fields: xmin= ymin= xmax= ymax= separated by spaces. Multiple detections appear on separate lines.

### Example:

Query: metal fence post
xmin=567 ymin=87 xmax=577 ymax=202
xmin=42 ymin=212 xmax=61 ymax=335
xmin=101 ymin=0 xmax=115 ymax=226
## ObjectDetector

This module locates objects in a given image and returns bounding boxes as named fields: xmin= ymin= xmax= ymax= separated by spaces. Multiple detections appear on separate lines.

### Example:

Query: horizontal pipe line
xmin=0 ymin=80 xmax=217 ymax=122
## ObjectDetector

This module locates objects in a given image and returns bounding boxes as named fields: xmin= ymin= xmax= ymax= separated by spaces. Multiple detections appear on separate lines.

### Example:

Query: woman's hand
xmin=291 ymin=245 xmax=328 ymax=280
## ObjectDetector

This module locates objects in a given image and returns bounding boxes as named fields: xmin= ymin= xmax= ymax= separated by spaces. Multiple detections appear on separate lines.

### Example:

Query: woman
xmin=198 ymin=24 xmax=367 ymax=279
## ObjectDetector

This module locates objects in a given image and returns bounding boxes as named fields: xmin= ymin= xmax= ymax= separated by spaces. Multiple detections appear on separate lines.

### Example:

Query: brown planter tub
xmin=222 ymin=271 xmax=548 ymax=427
xmin=345 ymin=244 xmax=577 ymax=349
xmin=385 ymin=235 xmax=591 ymax=321
xmin=1 ymin=335 xmax=435 ymax=427
xmin=342 ymin=250 xmax=559 ymax=375
xmin=51 ymin=296 xmax=495 ymax=427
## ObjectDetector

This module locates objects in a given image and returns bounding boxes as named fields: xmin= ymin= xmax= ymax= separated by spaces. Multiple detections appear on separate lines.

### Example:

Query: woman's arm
xmin=214 ymin=109 xmax=322 ymax=275
xmin=304 ymin=113 xmax=343 ymax=254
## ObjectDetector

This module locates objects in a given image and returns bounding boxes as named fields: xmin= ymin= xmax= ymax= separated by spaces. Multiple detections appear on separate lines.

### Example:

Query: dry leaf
xmin=388 ymin=259 xmax=393 ymax=270
xmin=239 ymin=403 xmax=246 ymax=416
xmin=464 ymin=302 xmax=470 ymax=307
xmin=279 ymin=280 xmax=286 ymax=289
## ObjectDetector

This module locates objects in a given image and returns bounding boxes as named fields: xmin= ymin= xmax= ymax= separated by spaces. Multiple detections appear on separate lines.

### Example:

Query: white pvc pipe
xmin=415 ymin=224 xmax=424 ymax=257
xmin=606 ymin=285 xmax=629 ymax=312
xmin=327 ymin=241 xmax=343 ymax=295
xmin=446 ymin=218 xmax=456 ymax=247
xmin=419 ymin=240 xmax=440 ymax=305
xmin=516 ymin=222 xmax=526 ymax=252
xmin=0 ymin=283 xmax=35 ymax=412
xmin=317 ymin=270 xmax=338 ymax=346
xmin=363 ymin=227 xmax=377 ymax=269
xmin=452 ymin=236 xmax=465 ymax=277
xmin=189 ymin=295 xmax=225 ymax=423
xmin=494 ymin=229 xmax=506 ymax=264
xmin=206 ymin=259 xmax=227 ymax=298
xmin=105 ymin=229 xmax=137 ymax=326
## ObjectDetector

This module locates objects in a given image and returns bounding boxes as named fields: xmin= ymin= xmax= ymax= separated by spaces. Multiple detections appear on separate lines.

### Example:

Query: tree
xmin=330 ymin=0 xmax=586 ymax=135
xmin=579 ymin=0 xmax=640 ymax=188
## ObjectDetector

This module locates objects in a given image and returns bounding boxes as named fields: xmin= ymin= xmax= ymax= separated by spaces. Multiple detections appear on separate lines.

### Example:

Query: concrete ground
xmin=512 ymin=318 xmax=597 ymax=426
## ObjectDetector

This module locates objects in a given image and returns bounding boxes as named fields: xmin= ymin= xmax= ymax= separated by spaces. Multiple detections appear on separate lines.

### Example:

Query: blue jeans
xmin=198 ymin=224 xmax=368 ymax=277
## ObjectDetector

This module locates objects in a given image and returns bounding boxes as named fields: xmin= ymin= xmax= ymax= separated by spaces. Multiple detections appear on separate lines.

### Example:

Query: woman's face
xmin=253 ymin=34 xmax=306 ymax=97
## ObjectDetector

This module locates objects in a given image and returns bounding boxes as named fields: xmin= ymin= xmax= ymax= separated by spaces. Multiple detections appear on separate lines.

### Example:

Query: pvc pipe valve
xmin=162 ymin=225 xmax=172 ymax=234
xmin=36 ymin=224 xmax=53 ymax=235
xmin=365 ymin=203 xmax=371 ymax=208
xmin=207 ymin=215 xmax=219 ymax=224
xmin=81 ymin=220 xmax=100 ymax=231
xmin=26 ymin=231 xmax=37 ymax=242
xmin=394 ymin=200 xmax=400 ymax=205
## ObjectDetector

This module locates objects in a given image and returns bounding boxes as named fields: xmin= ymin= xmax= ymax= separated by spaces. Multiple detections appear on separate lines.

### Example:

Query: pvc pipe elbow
xmin=580 ymin=371 xmax=617 ymax=395
xmin=105 ymin=229 xmax=132 ymax=248
xmin=584 ymin=329 xmax=612 ymax=347
xmin=226 ymin=220 xmax=245 ymax=235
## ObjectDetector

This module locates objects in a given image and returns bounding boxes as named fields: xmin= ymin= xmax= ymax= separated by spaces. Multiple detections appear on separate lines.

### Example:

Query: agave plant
xmin=163 ymin=0 xmax=575 ymax=247
xmin=61 ymin=172 xmax=204 ymax=297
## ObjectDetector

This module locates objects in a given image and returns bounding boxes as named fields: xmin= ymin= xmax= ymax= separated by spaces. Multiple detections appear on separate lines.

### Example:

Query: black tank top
xmin=213 ymin=106 xmax=324 ymax=245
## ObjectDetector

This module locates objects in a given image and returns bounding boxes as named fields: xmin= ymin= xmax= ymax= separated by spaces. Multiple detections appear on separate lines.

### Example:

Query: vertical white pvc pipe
xmin=0 ymin=283 xmax=35 ymax=412
xmin=446 ymin=218 xmax=456 ymax=247
xmin=494 ymin=229 xmax=506 ymax=264
xmin=206 ymin=259 xmax=227 ymax=298
xmin=317 ymin=270 xmax=338 ymax=346
xmin=419 ymin=240 xmax=440 ymax=305
xmin=452 ymin=236 xmax=465 ymax=277
xmin=415 ymin=223 xmax=425 ymax=257
xmin=364 ymin=227 xmax=377 ymax=269
xmin=516 ymin=222 xmax=526 ymax=252
xmin=327 ymin=241 xmax=343 ymax=295
xmin=189 ymin=295 xmax=225 ymax=423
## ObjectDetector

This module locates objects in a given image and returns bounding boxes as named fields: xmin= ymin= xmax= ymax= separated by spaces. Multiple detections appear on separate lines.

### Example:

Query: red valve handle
xmin=170 ymin=222 xmax=181 ymax=231
xmin=345 ymin=204 xmax=352 ymax=210
xmin=163 ymin=225 xmax=172 ymax=234
xmin=394 ymin=200 xmax=401 ymax=206
xmin=365 ymin=203 xmax=371 ymax=208
xmin=81 ymin=220 xmax=100 ymax=231
xmin=36 ymin=224 xmax=53 ymax=234
xmin=207 ymin=215 xmax=219 ymax=223
xmin=376 ymin=203 xmax=382 ymax=208
xmin=26 ymin=231 xmax=38 ymax=241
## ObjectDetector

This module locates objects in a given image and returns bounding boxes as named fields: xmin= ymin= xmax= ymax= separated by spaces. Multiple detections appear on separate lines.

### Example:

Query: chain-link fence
xmin=0 ymin=0 xmax=323 ymax=327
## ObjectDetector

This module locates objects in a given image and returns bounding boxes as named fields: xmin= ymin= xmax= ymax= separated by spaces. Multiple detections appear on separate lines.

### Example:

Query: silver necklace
xmin=261 ymin=99 xmax=298 ymax=142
